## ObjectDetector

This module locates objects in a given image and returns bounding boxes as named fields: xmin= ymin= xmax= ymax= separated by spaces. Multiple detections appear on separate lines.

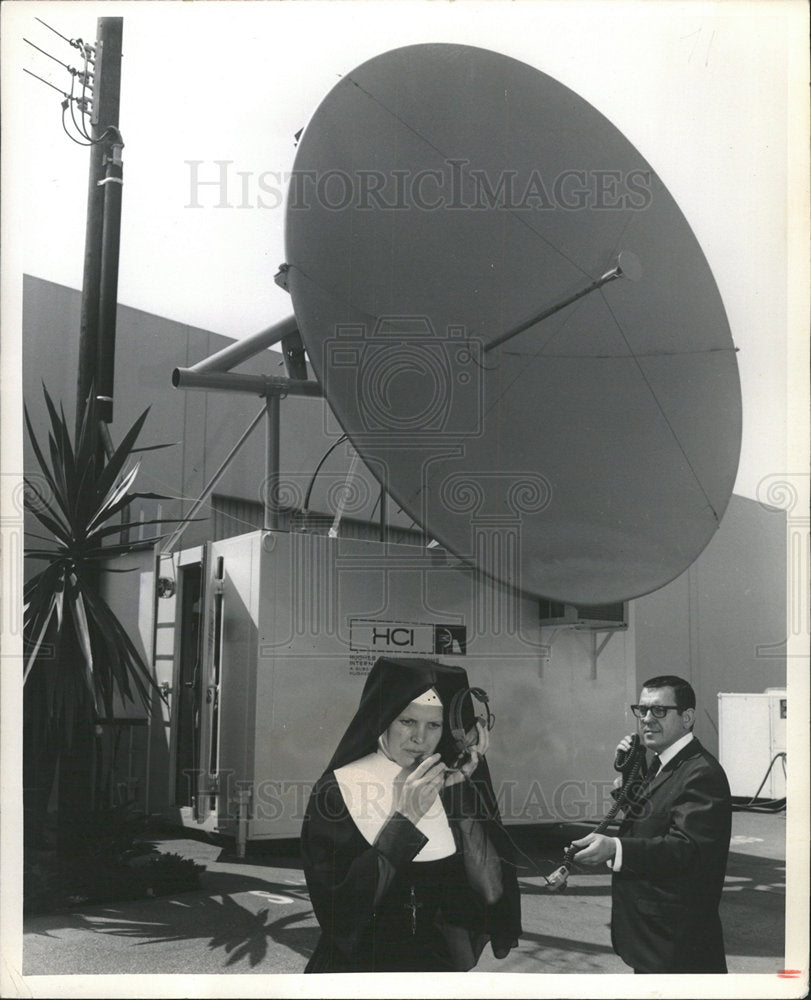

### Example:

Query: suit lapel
xmin=644 ymin=765 xmax=672 ymax=797
xmin=644 ymin=738 xmax=702 ymax=797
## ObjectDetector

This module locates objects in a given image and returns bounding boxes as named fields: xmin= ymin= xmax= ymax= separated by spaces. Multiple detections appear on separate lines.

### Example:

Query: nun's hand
xmin=393 ymin=753 xmax=447 ymax=824
xmin=444 ymin=720 xmax=489 ymax=787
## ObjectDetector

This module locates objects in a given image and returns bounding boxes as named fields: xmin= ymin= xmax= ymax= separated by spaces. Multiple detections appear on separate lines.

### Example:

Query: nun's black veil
xmin=326 ymin=656 xmax=477 ymax=772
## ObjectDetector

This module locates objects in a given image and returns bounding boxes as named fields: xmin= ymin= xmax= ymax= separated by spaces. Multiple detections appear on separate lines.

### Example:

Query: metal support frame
xmin=172 ymin=311 xmax=320 ymax=397
xmin=172 ymin=369 xmax=322 ymax=397
xmin=159 ymin=408 xmax=267 ymax=553
xmin=186 ymin=315 xmax=299 ymax=375
xmin=328 ymin=447 xmax=360 ymax=538
xmin=379 ymin=485 xmax=388 ymax=543
xmin=264 ymin=394 xmax=281 ymax=531
xmin=170 ymin=311 xmax=392 ymax=548
xmin=588 ymin=630 xmax=618 ymax=681
xmin=540 ymin=623 xmax=625 ymax=680
xmin=167 ymin=318 xmax=322 ymax=551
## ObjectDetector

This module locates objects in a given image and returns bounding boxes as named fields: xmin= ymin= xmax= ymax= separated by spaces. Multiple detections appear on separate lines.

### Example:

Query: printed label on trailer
xmin=348 ymin=619 xmax=467 ymax=675
xmin=351 ymin=620 xmax=435 ymax=654
xmin=433 ymin=625 xmax=467 ymax=655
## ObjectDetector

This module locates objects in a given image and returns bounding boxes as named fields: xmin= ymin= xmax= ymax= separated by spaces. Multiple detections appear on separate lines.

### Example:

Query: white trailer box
xmin=150 ymin=530 xmax=634 ymax=845
xmin=718 ymin=690 xmax=787 ymax=799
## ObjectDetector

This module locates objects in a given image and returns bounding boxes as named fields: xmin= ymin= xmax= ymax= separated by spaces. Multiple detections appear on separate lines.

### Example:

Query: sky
xmin=3 ymin=0 xmax=808 ymax=505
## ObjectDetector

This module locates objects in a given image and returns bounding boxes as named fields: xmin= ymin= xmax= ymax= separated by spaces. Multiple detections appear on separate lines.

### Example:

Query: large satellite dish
xmin=285 ymin=43 xmax=741 ymax=604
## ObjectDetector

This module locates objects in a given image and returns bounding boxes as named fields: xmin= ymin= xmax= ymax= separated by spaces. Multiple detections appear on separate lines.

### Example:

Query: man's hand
xmin=569 ymin=832 xmax=617 ymax=866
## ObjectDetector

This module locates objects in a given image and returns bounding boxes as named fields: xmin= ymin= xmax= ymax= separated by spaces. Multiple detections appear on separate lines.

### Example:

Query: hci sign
xmin=350 ymin=619 xmax=467 ymax=656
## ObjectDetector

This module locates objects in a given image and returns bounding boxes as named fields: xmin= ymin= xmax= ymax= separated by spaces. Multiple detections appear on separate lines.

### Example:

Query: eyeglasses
xmin=631 ymin=704 xmax=679 ymax=719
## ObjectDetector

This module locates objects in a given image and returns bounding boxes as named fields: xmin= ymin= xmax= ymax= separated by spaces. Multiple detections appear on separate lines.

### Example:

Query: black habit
xmin=301 ymin=656 xmax=522 ymax=972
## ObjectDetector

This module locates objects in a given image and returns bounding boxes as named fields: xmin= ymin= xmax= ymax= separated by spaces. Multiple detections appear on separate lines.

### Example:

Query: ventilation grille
xmin=538 ymin=599 xmax=628 ymax=629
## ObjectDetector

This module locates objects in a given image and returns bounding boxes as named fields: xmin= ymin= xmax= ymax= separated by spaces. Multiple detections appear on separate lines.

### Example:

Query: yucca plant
xmin=23 ymin=387 xmax=174 ymax=730
xmin=23 ymin=387 xmax=178 ymax=843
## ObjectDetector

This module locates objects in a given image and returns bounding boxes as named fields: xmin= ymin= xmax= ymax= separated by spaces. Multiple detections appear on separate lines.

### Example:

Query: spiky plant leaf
xmin=23 ymin=388 xmax=180 ymax=745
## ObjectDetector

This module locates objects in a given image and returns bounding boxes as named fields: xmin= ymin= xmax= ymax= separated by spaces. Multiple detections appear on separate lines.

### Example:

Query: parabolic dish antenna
xmin=284 ymin=43 xmax=741 ymax=605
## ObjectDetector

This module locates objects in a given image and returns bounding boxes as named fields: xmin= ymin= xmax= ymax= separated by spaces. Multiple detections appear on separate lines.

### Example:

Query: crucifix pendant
xmin=405 ymin=885 xmax=422 ymax=935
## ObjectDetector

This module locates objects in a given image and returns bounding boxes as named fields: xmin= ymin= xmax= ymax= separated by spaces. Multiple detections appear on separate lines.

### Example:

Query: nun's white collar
xmin=334 ymin=750 xmax=456 ymax=861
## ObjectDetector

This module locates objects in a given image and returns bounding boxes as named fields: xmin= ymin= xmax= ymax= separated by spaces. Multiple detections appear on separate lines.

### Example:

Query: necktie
xmin=646 ymin=756 xmax=661 ymax=784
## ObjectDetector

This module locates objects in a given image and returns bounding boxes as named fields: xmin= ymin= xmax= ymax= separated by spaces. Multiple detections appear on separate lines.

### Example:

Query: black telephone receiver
xmin=445 ymin=687 xmax=494 ymax=770
xmin=614 ymin=733 xmax=643 ymax=774
xmin=549 ymin=733 xmax=646 ymax=893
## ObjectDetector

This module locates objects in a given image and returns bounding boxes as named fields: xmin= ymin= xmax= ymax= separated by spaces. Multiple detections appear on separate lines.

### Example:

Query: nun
xmin=301 ymin=656 xmax=522 ymax=973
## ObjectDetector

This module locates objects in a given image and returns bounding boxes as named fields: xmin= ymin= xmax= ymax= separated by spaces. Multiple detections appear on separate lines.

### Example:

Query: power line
xmin=35 ymin=16 xmax=73 ymax=46
xmin=24 ymin=71 xmax=96 ymax=147
xmin=34 ymin=16 xmax=92 ymax=56
xmin=24 ymin=43 xmax=114 ymax=148
xmin=23 ymin=67 xmax=70 ymax=99
xmin=24 ymin=29 xmax=95 ymax=148
xmin=24 ymin=36 xmax=76 ymax=74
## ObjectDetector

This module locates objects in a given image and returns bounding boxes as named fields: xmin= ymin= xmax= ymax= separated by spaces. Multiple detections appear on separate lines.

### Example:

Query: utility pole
xmin=75 ymin=16 xmax=124 ymax=438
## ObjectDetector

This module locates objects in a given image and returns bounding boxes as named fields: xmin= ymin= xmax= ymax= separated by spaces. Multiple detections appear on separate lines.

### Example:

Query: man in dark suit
xmin=571 ymin=675 xmax=731 ymax=973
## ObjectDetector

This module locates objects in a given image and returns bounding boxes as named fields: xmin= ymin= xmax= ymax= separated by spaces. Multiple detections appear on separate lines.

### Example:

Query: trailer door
xmin=194 ymin=543 xmax=225 ymax=822
xmin=172 ymin=559 xmax=202 ymax=807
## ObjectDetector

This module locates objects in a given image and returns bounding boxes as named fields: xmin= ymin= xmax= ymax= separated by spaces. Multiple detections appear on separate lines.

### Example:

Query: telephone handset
xmin=445 ymin=686 xmax=494 ymax=771
xmin=546 ymin=733 xmax=645 ymax=893
xmin=614 ymin=733 xmax=644 ymax=775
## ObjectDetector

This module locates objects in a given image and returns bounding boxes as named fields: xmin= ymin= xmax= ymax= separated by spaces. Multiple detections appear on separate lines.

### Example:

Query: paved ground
xmin=21 ymin=809 xmax=787 ymax=979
